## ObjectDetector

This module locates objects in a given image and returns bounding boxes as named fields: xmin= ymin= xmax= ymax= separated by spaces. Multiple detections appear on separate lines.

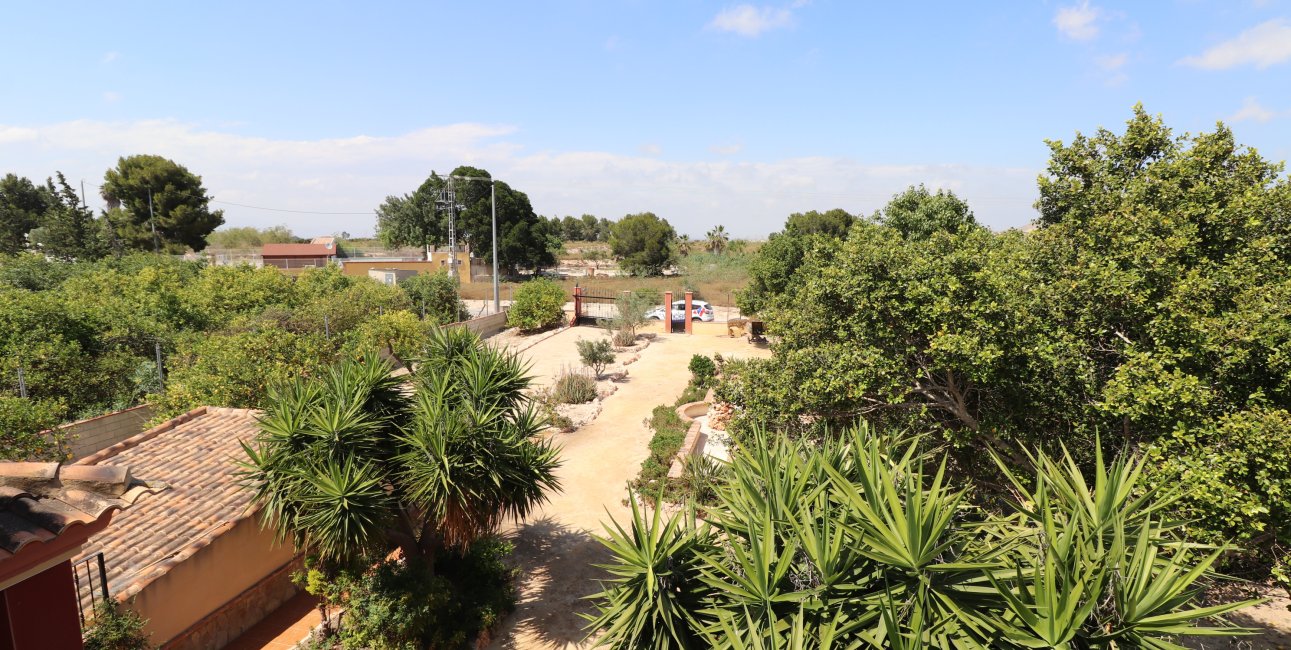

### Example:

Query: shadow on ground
xmin=490 ymin=517 xmax=612 ymax=650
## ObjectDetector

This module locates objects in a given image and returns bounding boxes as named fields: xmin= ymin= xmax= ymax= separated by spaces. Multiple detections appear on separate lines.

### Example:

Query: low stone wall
xmin=447 ymin=309 xmax=509 ymax=339
xmin=60 ymin=405 xmax=154 ymax=460
xmin=160 ymin=556 xmax=303 ymax=650
xmin=667 ymin=419 xmax=706 ymax=479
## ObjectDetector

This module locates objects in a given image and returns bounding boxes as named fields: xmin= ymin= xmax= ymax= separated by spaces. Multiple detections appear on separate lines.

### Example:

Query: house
xmin=261 ymin=242 xmax=336 ymax=273
xmin=0 ymin=462 xmax=163 ymax=650
xmin=367 ymin=267 xmax=419 ymax=286
xmin=73 ymin=407 xmax=298 ymax=650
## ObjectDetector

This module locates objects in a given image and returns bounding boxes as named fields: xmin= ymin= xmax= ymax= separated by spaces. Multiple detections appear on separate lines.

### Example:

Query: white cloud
xmin=101 ymin=51 xmax=119 ymax=64
xmin=638 ymin=143 xmax=662 ymax=156
xmin=1229 ymin=97 xmax=1277 ymax=123
xmin=0 ymin=119 xmax=1040 ymax=238
xmin=102 ymin=91 xmax=122 ymax=104
xmin=1054 ymin=2 xmax=1101 ymax=41
xmin=710 ymin=143 xmax=744 ymax=155
xmin=1181 ymin=19 xmax=1291 ymax=70
xmin=708 ymin=4 xmax=794 ymax=37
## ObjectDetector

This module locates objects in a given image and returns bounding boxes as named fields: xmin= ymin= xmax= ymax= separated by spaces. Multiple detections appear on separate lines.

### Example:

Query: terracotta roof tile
xmin=0 ymin=462 xmax=165 ymax=561
xmin=73 ymin=407 xmax=264 ymax=598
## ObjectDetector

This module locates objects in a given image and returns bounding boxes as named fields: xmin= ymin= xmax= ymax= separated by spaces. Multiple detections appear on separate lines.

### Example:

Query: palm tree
xmin=239 ymin=327 xmax=561 ymax=572
xmin=705 ymin=225 xmax=729 ymax=254
xmin=676 ymin=234 xmax=693 ymax=257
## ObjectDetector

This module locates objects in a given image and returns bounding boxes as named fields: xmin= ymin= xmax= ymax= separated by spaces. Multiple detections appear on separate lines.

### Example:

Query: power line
xmin=208 ymin=200 xmax=371 ymax=215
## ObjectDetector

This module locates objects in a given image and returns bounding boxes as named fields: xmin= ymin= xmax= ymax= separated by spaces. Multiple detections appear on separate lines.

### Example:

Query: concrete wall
xmin=445 ymin=310 xmax=509 ymax=339
xmin=122 ymin=514 xmax=296 ymax=650
xmin=61 ymin=405 xmax=154 ymax=461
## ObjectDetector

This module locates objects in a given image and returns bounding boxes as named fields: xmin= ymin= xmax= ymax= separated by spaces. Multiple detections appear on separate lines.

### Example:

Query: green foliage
xmin=552 ymin=369 xmax=597 ymax=404
xmin=330 ymin=537 xmax=517 ymax=650
xmin=205 ymin=225 xmax=297 ymax=249
xmin=507 ymin=278 xmax=566 ymax=331
xmin=0 ymin=396 xmax=67 ymax=461
xmin=378 ymin=168 xmax=557 ymax=274
xmin=101 ymin=154 xmax=224 ymax=252
xmin=577 ymin=337 xmax=615 ymax=377
xmin=590 ymin=425 xmax=1259 ymax=648
xmin=83 ymin=601 xmax=154 ymax=650
xmin=27 ymin=172 xmax=111 ymax=261
xmin=634 ymin=405 xmax=689 ymax=495
xmin=875 ymin=184 xmax=979 ymax=240
xmin=239 ymin=330 xmax=561 ymax=568
xmin=607 ymin=290 xmax=652 ymax=343
xmin=344 ymin=310 xmax=433 ymax=360
xmin=610 ymin=213 xmax=677 ymax=277
xmin=398 ymin=271 xmax=468 ymax=325
xmin=783 ymin=208 xmax=855 ymax=239
xmin=724 ymin=107 xmax=1291 ymax=567
xmin=687 ymin=355 xmax=716 ymax=388
xmin=0 ymin=173 xmax=51 ymax=255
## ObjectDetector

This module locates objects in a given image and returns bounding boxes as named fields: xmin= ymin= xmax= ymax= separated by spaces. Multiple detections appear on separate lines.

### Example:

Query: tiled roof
xmin=74 ymin=407 xmax=264 ymax=599
xmin=0 ymin=462 xmax=165 ymax=563
xmin=262 ymin=243 xmax=333 ymax=257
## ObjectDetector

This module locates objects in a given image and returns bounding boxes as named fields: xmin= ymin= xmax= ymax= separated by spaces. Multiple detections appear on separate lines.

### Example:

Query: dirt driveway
xmin=488 ymin=328 xmax=771 ymax=650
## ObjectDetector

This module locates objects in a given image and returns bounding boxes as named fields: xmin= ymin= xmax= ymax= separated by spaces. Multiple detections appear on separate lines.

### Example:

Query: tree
xmin=783 ymin=208 xmax=854 ymax=238
xmin=580 ymin=214 xmax=600 ymax=240
xmin=610 ymin=212 xmax=676 ymax=276
xmin=379 ymin=167 xmax=556 ymax=273
xmin=0 ymin=174 xmax=50 ymax=254
xmin=722 ymin=107 xmax=1291 ymax=570
xmin=676 ymin=234 xmax=693 ymax=257
xmin=704 ymin=225 xmax=729 ymax=254
xmin=239 ymin=330 xmax=561 ymax=573
xmin=28 ymin=173 xmax=110 ymax=261
xmin=206 ymin=225 xmax=297 ymax=249
xmin=875 ymin=185 xmax=978 ymax=240
xmin=507 ymin=278 xmax=566 ymax=331
xmin=101 ymin=155 xmax=224 ymax=253
xmin=375 ymin=174 xmax=443 ymax=258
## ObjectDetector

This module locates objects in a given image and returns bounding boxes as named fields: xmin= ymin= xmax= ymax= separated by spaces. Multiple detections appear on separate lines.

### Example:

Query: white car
xmin=646 ymin=300 xmax=715 ymax=322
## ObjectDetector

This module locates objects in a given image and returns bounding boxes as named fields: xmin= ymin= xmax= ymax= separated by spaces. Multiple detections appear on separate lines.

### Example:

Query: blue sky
xmin=2 ymin=1 xmax=1289 ymax=238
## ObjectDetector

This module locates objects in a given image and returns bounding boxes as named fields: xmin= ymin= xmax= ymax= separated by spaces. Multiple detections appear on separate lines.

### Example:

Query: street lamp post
xmin=447 ymin=175 xmax=500 ymax=313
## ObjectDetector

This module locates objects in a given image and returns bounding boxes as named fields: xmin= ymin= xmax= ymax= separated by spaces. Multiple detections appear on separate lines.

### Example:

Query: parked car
xmin=646 ymin=300 xmax=715 ymax=322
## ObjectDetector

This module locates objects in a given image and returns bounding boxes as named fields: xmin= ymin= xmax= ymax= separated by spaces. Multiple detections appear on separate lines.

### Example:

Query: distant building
xmin=261 ymin=242 xmax=337 ymax=273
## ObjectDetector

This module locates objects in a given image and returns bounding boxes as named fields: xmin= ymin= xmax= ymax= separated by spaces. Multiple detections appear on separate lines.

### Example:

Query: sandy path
xmin=488 ymin=329 xmax=771 ymax=650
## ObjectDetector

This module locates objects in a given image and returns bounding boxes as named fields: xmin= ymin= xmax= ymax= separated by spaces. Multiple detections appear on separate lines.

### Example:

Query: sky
xmin=2 ymin=1 xmax=1289 ymax=239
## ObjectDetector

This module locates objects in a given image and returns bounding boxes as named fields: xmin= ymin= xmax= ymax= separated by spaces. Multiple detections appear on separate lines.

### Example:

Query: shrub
xmin=507 ymin=278 xmax=566 ymax=331
xmin=606 ymin=291 xmax=651 ymax=344
xmin=633 ymin=404 xmax=690 ymax=495
xmin=612 ymin=329 xmax=637 ymax=348
xmin=399 ymin=271 xmax=469 ymax=325
xmin=83 ymin=602 xmax=153 ymax=650
xmin=0 ymin=396 xmax=67 ymax=461
xmin=552 ymin=369 xmax=597 ymax=404
xmin=687 ymin=354 xmax=716 ymax=387
xmin=576 ymin=338 xmax=615 ymax=377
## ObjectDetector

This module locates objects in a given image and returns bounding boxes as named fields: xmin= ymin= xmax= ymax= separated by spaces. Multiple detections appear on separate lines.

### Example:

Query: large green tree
xmin=610 ymin=212 xmax=676 ymax=276
xmin=875 ymin=185 xmax=978 ymax=240
xmin=101 ymin=155 xmax=224 ymax=253
xmin=28 ymin=173 xmax=111 ymax=261
xmin=722 ymin=107 xmax=1291 ymax=564
xmin=376 ymin=167 xmax=557 ymax=274
xmin=0 ymin=174 xmax=50 ymax=254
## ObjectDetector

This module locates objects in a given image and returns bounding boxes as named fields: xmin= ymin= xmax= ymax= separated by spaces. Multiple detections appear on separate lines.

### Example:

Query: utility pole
xmin=445 ymin=174 xmax=501 ymax=312
xmin=154 ymin=342 xmax=165 ymax=390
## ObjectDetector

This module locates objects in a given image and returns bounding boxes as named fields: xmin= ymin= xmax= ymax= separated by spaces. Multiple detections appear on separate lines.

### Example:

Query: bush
xmin=0 ymin=396 xmax=67 ymax=461
xmin=399 ymin=271 xmax=469 ymax=325
xmin=552 ymin=369 xmax=597 ymax=404
xmin=687 ymin=354 xmax=716 ymax=387
xmin=507 ymin=278 xmax=566 ymax=331
xmin=83 ymin=602 xmax=153 ymax=650
xmin=612 ymin=329 xmax=637 ymax=348
xmin=633 ymin=405 xmax=690 ymax=495
xmin=576 ymin=338 xmax=615 ymax=377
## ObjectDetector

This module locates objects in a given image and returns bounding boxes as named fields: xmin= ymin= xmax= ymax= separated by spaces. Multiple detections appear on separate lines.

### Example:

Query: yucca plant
xmin=239 ymin=330 xmax=562 ymax=573
xmin=585 ymin=423 xmax=1261 ymax=649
